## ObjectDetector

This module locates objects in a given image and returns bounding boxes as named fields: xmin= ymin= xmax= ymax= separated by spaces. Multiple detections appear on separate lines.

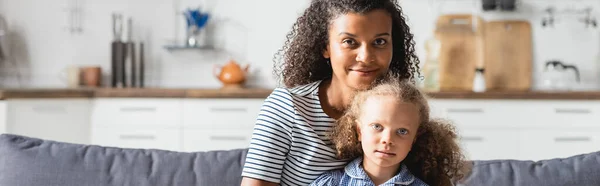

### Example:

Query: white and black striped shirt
xmin=241 ymin=80 xmax=349 ymax=186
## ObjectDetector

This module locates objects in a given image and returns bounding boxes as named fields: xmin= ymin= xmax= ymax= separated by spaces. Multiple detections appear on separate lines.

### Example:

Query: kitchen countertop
xmin=1 ymin=88 xmax=600 ymax=100
xmin=0 ymin=88 xmax=273 ymax=100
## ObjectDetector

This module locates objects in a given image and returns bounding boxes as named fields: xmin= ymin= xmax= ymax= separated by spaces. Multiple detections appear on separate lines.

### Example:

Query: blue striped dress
xmin=241 ymin=80 xmax=349 ymax=185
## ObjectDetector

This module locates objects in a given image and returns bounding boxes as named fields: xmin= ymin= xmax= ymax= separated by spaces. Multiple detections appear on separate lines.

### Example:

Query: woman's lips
xmin=350 ymin=69 xmax=378 ymax=76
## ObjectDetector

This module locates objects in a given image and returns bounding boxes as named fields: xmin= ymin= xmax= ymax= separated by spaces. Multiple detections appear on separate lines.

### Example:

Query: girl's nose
xmin=380 ymin=132 xmax=394 ymax=145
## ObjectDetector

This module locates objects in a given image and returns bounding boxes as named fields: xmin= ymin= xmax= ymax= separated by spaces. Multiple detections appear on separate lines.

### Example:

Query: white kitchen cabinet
xmin=458 ymin=129 xmax=520 ymax=160
xmin=5 ymin=99 xmax=91 ymax=144
xmin=181 ymin=99 xmax=263 ymax=152
xmin=91 ymin=126 xmax=181 ymax=152
xmin=518 ymin=130 xmax=600 ymax=161
xmin=89 ymin=98 xmax=183 ymax=150
xmin=89 ymin=98 xmax=263 ymax=152
xmin=183 ymin=99 xmax=263 ymax=129
xmin=182 ymin=129 xmax=253 ymax=152
xmin=429 ymin=99 xmax=600 ymax=161
xmin=0 ymin=101 xmax=6 ymax=134
xmin=91 ymin=98 xmax=183 ymax=127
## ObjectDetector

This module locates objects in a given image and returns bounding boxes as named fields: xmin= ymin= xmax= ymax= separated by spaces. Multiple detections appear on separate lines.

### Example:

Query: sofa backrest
xmin=458 ymin=150 xmax=600 ymax=186
xmin=2 ymin=133 xmax=600 ymax=186
xmin=0 ymin=134 xmax=248 ymax=186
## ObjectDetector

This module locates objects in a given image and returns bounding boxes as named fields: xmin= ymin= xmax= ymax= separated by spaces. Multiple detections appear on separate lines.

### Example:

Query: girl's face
xmin=356 ymin=95 xmax=420 ymax=170
xmin=324 ymin=9 xmax=393 ymax=90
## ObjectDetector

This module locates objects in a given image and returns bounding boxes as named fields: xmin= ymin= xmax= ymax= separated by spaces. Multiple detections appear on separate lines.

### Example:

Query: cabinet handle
xmin=461 ymin=136 xmax=484 ymax=142
xmin=209 ymin=136 xmax=247 ymax=141
xmin=119 ymin=107 xmax=157 ymax=112
xmin=447 ymin=108 xmax=484 ymax=113
xmin=119 ymin=135 xmax=156 ymax=140
xmin=554 ymin=109 xmax=591 ymax=114
xmin=554 ymin=137 xmax=591 ymax=142
xmin=209 ymin=108 xmax=247 ymax=113
xmin=32 ymin=106 xmax=67 ymax=114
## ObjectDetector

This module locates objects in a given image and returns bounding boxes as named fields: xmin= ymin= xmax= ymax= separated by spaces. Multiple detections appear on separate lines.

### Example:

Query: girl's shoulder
xmin=310 ymin=168 xmax=345 ymax=186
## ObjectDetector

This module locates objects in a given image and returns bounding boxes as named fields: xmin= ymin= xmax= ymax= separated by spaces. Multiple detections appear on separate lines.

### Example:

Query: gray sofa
xmin=0 ymin=134 xmax=599 ymax=186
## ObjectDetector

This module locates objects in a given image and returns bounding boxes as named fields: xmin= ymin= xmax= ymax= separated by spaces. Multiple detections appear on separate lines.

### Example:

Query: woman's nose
xmin=356 ymin=45 xmax=374 ymax=63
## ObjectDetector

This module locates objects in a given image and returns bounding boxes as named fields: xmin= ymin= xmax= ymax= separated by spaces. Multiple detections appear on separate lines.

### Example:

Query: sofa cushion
xmin=458 ymin=150 xmax=600 ymax=186
xmin=0 ymin=134 xmax=248 ymax=186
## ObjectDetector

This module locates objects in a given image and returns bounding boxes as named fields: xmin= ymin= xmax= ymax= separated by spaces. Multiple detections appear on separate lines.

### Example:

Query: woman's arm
xmin=240 ymin=177 xmax=279 ymax=186
xmin=240 ymin=89 xmax=295 ymax=185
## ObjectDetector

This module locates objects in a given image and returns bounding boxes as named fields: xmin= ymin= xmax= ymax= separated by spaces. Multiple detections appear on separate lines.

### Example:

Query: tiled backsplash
xmin=0 ymin=0 xmax=599 ymax=90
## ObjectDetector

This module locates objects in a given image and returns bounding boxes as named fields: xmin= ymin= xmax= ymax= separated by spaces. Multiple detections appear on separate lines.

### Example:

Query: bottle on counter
xmin=473 ymin=68 xmax=486 ymax=92
xmin=422 ymin=36 xmax=441 ymax=92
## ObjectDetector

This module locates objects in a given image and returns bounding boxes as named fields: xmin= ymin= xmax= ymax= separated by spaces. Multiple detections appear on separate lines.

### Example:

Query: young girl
xmin=311 ymin=77 xmax=466 ymax=186
xmin=241 ymin=0 xmax=421 ymax=185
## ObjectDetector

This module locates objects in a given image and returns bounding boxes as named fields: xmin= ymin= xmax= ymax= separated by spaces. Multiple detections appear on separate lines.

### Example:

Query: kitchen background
xmin=0 ymin=0 xmax=598 ymax=90
xmin=0 ymin=0 xmax=600 ymax=162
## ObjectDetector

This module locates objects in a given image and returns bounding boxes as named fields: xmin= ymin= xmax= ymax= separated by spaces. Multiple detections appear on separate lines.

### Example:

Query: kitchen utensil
xmin=435 ymin=14 xmax=484 ymax=91
xmin=500 ymin=0 xmax=516 ymax=11
xmin=0 ymin=14 xmax=9 ymax=61
xmin=124 ymin=17 xmax=135 ymax=87
xmin=81 ymin=66 xmax=102 ymax=87
xmin=111 ymin=13 xmax=126 ymax=88
xmin=139 ymin=42 xmax=145 ymax=88
xmin=59 ymin=66 xmax=81 ymax=88
xmin=483 ymin=20 xmax=532 ymax=91
xmin=482 ymin=0 xmax=496 ymax=11
xmin=541 ymin=60 xmax=580 ymax=91
xmin=213 ymin=60 xmax=249 ymax=89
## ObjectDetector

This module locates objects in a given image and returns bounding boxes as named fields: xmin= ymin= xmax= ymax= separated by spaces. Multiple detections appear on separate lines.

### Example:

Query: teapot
xmin=213 ymin=59 xmax=249 ymax=88
xmin=541 ymin=60 xmax=580 ymax=91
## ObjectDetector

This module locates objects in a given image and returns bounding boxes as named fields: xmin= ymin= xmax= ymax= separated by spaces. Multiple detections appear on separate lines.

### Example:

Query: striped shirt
xmin=241 ymin=80 xmax=349 ymax=185
xmin=310 ymin=157 xmax=429 ymax=186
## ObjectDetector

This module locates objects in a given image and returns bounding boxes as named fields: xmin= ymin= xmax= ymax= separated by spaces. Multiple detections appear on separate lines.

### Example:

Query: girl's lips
xmin=375 ymin=150 xmax=396 ymax=157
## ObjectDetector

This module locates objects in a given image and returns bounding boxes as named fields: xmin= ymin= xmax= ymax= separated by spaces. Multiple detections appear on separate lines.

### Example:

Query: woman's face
xmin=324 ymin=9 xmax=393 ymax=90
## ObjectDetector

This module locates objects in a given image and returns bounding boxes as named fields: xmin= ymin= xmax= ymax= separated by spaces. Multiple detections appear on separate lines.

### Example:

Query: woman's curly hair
xmin=273 ymin=0 xmax=421 ymax=88
xmin=330 ymin=76 xmax=467 ymax=186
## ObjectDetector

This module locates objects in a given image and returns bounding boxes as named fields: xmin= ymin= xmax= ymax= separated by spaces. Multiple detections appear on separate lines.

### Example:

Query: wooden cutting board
xmin=483 ymin=20 xmax=532 ymax=91
xmin=435 ymin=14 xmax=485 ymax=91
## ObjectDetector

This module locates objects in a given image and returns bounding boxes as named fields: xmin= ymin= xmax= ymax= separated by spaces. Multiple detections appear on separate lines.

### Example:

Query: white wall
xmin=0 ymin=0 xmax=599 ymax=90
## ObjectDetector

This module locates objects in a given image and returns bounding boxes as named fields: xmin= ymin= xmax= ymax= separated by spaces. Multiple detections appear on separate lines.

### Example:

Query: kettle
xmin=213 ymin=59 xmax=249 ymax=88
xmin=541 ymin=60 xmax=580 ymax=91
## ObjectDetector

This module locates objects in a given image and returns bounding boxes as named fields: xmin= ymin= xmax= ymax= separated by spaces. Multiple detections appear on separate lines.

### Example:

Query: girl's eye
xmin=397 ymin=128 xmax=409 ymax=135
xmin=373 ymin=38 xmax=387 ymax=46
xmin=371 ymin=124 xmax=383 ymax=131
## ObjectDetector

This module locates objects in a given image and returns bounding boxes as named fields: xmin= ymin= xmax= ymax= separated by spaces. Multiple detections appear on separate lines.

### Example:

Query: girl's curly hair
xmin=273 ymin=0 xmax=421 ymax=88
xmin=330 ymin=76 xmax=467 ymax=186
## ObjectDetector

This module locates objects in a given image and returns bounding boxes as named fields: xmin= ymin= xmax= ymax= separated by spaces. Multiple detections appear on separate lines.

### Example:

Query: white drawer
xmin=91 ymin=98 xmax=182 ymax=127
xmin=523 ymin=101 xmax=600 ymax=129
xmin=518 ymin=130 xmax=600 ymax=161
xmin=182 ymin=129 xmax=252 ymax=152
xmin=7 ymin=99 xmax=91 ymax=144
xmin=183 ymin=99 xmax=263 ymax=129
xmin=91 ymin=127 xmax=181 ymax=151
xmin=430 ymin=100 xmax=519 ymax=128
xmin=457 ymin=128 xmax=520 ymax=160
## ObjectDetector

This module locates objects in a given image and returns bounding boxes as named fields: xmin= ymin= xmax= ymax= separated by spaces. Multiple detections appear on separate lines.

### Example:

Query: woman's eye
xmin=371 ymin=124 xmax=383 ymax=130
xmin=397 ymin=128 xmax=409 ymax=135
xmin=373 ymin=38 xmax=387 ymax=46
xmin=343 ymin=39 xmax=356 ymax=45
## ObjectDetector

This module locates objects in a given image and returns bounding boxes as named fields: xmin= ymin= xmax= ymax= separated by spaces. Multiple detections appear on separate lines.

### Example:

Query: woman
xmin=241 ymin=0 xmax=420 ymax=185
